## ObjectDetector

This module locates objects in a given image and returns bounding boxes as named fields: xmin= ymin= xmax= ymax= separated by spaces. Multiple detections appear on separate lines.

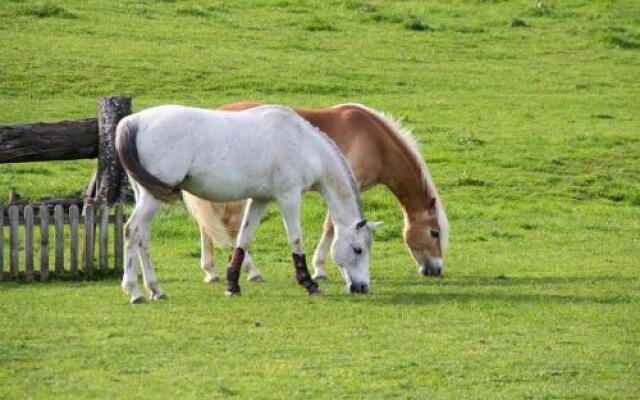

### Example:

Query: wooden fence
xmin=0 ymin=203 xmax=124 ymax=281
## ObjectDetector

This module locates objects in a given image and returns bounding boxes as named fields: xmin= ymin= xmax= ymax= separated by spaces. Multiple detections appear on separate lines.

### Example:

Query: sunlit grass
xmin=0 ymin=0 xmax=638 ymax=398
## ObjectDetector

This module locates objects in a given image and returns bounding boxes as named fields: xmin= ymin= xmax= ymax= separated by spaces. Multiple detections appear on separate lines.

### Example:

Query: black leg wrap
xmin=225 ymin=248 xmax=245 ymax=296
xmin=293 ymin=253 xmax=320 ymax=294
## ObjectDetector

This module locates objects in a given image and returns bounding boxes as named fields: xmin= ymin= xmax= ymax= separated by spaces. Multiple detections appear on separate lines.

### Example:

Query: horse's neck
xmin=379 ymin=145 xmax=435 ymax=216
xmin=318 ymin=161 xmax=362 ymax=229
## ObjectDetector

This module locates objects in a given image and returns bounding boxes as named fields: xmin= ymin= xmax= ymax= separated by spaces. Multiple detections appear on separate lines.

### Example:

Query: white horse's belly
xmin=180 ymin=171 xmax=275 ymax=202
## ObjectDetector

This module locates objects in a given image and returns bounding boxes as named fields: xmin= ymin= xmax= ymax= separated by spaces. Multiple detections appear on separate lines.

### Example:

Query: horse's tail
xmin=115 ymin=117 xmax=181 ymax=203
xmin=182 ymin=192 xmax=235 ymax=248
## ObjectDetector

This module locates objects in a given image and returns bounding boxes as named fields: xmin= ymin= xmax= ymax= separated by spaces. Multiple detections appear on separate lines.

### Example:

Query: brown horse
xmin=182 ymin=102 xmax=449 ymax=283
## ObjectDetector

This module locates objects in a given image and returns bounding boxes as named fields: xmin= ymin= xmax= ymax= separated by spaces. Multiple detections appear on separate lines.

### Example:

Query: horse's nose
xmin=421 ymin=260 xmax=443 ymax=277
xmin=425 ymin=266 xmax=441 ymax=276
xmin=349 ymin=283 xmax=369 ymax=294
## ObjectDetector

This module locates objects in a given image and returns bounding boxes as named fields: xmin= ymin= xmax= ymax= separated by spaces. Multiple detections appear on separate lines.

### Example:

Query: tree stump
xmin=86 ymin=96 xmax=132 ymax=205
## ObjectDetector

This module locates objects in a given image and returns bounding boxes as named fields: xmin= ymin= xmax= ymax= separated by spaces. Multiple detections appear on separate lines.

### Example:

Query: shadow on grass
xmin=374 ymin=291 xmax=635 ymax=306
xmin=1 ymin=273 xmax=636 ymax=306
xmin=318 ymin=275 xmax=637 ymax=306
xmin=0 ymin=269 xmax=121 ymax=287
xmin=395 ymin=274 xmax=635 ymax=287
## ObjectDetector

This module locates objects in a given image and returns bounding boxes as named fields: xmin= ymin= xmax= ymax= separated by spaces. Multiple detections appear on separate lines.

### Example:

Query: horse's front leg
xmin=312 ymin=212 xmax=334 ymax=281
xmin=225 ymin=199 xmax=268 ymax=296
xmin=278 ymin=192 xmax=320 ymax=295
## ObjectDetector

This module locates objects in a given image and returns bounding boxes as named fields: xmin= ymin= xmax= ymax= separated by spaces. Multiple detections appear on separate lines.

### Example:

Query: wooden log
xmin=94 ymin=96 xmax=132 ymax=205
xmin=9 ymin=206 xmax=19 ymax=278
xmin=0 ymin=118 xmax=98 ymax=163
xmin=69 ymin=205 xmax=79 ymax=275
xmin=99 ymin=204 xmax=109 ymax=271
xmin=54 ymin=205 xmax=64 ymax=274
xmin=114 ymin=203 xmax=124 ymax=272
xmin=24 ymin=205 xmax=33 ymax=282
xmin=84 ymin=203 xmax=94 ymax=274
xmin=39 ymin=205 xmax=49 ymax=281
xmin=0 ymin=206 xmax=4 ymax=281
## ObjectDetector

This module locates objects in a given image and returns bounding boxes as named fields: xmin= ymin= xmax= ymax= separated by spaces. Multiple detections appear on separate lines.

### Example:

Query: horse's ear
xmin=367 ymin=221 xmax=383 ymax=231
xmin=428 ymin=198 xmax=437 ymax=211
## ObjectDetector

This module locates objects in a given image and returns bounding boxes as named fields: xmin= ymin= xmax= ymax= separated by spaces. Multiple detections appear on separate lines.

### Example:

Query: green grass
xmin=1 ymin=0 xmax=639 ymax=398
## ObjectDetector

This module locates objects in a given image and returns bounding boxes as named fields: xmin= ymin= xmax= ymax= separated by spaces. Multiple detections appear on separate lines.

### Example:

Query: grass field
xmin=1 ymin=0 xmax=639 ymax=398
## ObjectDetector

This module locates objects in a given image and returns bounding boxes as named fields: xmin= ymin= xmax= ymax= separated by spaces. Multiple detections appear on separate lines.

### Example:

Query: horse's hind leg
xmin=200 ymin=226 xmax=219 ymax=283
xmin=225 ymin=199 xmax=268 ymax=296
xmin=243 ymin=252 xmax=263 ymax=282
xmin=312 ymin=212 xmax=334 ymax=281
xmin=278 ymin=192 xmax=320 ymax=295
xmin=201 ymin=225 xmax=263 ymax=283
xmin=122 ymin=189 xmax=162 ymax=303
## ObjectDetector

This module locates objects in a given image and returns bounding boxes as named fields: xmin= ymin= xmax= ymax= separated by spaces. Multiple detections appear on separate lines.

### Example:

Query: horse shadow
xmin=323 ymin=275 xmax=636 ymax=306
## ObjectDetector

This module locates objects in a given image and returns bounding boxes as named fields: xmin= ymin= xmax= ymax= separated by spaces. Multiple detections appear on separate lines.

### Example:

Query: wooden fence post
xmin=84 ymin=203 xmax=94 ymax=274
xmin=24 ymin=205 xmax=33 ymax=282
xmin=69 ymin=205 xmax=79 ymax=275
xmin=99 ymin=204 xmax=109 ymax=272
xmin=54 ymin=205 xmax=64 ymax=274
xmin=88 ymin=96 xmax=131 ymax=205
xmin=9 ymin=205 xmax=19 ymax=278
xmin=39 ymin=205 xmax=49 ymax=281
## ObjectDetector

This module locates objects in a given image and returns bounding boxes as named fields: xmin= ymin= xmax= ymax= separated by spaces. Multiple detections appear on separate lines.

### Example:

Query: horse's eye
xmin=430 ymin=229 xmax=440 ymax=238
xmin=352 ymin=246 xmax=362 ymax=255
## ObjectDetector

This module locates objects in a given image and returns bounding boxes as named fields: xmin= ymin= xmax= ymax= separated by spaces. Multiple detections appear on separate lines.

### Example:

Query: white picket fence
xmin=0 ymin=203 xmax=124 ymax=281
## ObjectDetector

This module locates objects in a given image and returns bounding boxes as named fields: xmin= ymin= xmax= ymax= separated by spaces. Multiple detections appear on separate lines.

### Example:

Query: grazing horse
xmin=183 ymin=102 xmax=448 ymax=284
xmin=115 ymin=104 xmax=379 ymax=303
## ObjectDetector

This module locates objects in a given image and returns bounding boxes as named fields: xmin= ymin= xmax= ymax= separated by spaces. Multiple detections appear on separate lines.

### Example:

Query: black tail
xmin=115 ymin=117 xmax=181 ymax=203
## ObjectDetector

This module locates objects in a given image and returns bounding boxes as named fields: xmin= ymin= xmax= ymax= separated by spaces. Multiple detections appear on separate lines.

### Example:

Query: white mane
xmin=335 ymin=103 xmax=449 ymax=248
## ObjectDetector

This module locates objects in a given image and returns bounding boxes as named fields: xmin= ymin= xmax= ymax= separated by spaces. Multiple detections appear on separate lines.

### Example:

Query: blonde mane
xmin=335 ymin=103 xmax=449 ymax=248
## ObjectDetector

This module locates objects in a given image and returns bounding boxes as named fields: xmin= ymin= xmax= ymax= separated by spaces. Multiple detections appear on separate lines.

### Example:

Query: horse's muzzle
xmin=349 ymin=282 xmax=369 ymax=294
xmin=420 ymin=260 xmax=443 ymax=277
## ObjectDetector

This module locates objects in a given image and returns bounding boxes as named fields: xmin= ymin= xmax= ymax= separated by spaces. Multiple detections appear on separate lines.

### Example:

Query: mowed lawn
xmin=0 ymin=0 xmax=638 ymax=398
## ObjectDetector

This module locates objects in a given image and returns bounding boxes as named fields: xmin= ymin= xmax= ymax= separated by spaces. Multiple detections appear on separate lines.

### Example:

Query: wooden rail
xmin=0 ymin=119 xmax=98 ymax=163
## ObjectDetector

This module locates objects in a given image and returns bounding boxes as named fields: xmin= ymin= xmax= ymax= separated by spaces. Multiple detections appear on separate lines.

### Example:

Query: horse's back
xmin=216 ymin=102 xmax=389 ymax=189
xmin=131 ymin=104 xmax=325 ymax=202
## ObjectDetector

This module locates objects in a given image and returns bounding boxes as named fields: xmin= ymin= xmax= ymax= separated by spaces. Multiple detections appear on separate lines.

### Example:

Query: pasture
xmin=0 ymin=0 xmax=638 ymax=398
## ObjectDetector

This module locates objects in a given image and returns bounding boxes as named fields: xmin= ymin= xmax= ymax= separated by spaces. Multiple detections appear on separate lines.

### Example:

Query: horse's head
xmin=331 ymin=219 xmax=382 ymax=294
xmin=404 ymin=198 xmax=449 ymax=277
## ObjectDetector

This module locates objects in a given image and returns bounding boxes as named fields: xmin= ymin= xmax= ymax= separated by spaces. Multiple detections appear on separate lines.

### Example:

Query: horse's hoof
xmin=204 ymin=275 xmax=220 ymax=283
xmin=225 ymin=290 xmax=242 ymax=297
xmin=308 ymin=288 xmax=322 ymax=296
xmin=130 ymin=296 xmax=147 ymax=304
xmin=313 ymin=273 xmax=328 ymax=281
xmin=151 ymin=292 xmax=168 ymax=301
xmin=247 ymin=274 xmax=264 ymax=282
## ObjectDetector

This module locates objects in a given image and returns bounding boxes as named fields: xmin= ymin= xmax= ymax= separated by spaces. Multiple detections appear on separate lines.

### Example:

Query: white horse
xmin=115 ymin=104 xmax=380 ymax=303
